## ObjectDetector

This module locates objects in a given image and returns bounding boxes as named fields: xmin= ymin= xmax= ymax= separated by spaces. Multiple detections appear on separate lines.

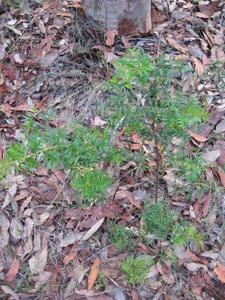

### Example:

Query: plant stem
xmin=152 ymin=123 xmax=160 ymax=203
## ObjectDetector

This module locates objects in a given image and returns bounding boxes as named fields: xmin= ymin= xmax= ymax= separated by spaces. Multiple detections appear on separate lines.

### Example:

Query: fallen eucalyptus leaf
xmin=29 ymin=237 xmax=48 ymax=274
xmin=0 ymin=212 xmax=10 ymax=249
xmin=82 ymin=218 xmax=105 ymax=241
xmin=184 ymin=262 xmax=208 ymax=272
xmin=1 ymin=285 xmax=19 ymax=300
xmin=203 ymin=149 xmax=220 ymax=163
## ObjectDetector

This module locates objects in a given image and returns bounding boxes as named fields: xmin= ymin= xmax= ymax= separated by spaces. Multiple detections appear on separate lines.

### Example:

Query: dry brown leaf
xmin=39 ymin=20 xmax=46 ymax=35
xmin=56 ymin=11 xmax=72 ymax=17
xmin=203 ymin=149 xmax=221 ymax=163
xmin=202 ymin=191 xmax=212 ymax=218
xmin=76 ymin=290 xmax=113 ymax=299
xmin=0 ymin=103 xmax=13 ymax=117
xmin=152 ymin=7 xmax=165 ymax=22
xmin=1 ymin=285 xmax=19 ymax=300
xmin=214 ymin=263 xmax=225 ymax=283
xmin=68 ymin=0 xmax=82 ymax=8
xmin=192 ymin=57 xmax=204 ymax=76
xmin=185 ymin=262 xmax=207 ymax=272
xmin=0 ymin=212 xmax=10 ymax=249
xmin=105 ymin=30 xmax=118 ymax=47
xmin=131 ymin=290 xmax=139 ymax=300
xmin=124 ymin=190 xmax=142 ymax=210
xmin=64 ymin=263 xmax=88 ymax=298
xmin=63 ymin=251 xmax=76 ymax=265
xmin=0 ymin=146 xmax=2 ymax=161
xmin=92 ymin=116 xmax=107 ymax=127
xmin=199 ymin=0 xmax=220 ymax=18
xmin=29 ymin=237 xmax=48 ymax=274
xmin=193 ymin=199 xmax=201 ymax=223
xmin=194 ymin=12 xmax=209 ymax=19
xmin=122 ymin=36 xmax=131 ymax=47
xmin=130 ymin=143 xmax=142 ymax=151
xmin=2 ymin=183 xmax=17 ymax=209
xmin=14 ymin=53 xmax=23 ymax=64
xmin=79 ymin=294 xmax=113 ymax=300
xmin=33 ymin=271 xmax=52 ymax=291
xmin=167 ymin=37 xmax=187 ymax=54
xmin=217 ymin=49 xmax=225 ymax=63
xmin=0 ymin=103 xmax=33 ymax=117
xmin=0 ymin=82 xmax=8 ymax=94
xmin=10 ymin=218 xmax=23 ymax=242
xmin=93 ymin=45 xmax=118 ymax=64
xmin=202 ymin=54 xmax=210 ymax=67
xmin=131 ymin=132 xmax=142 ymax=144
xmin=189 ymin=130 xmax=208 ymax=142
xmin=0 ymin=71 xmax=4 ymax=85
xmin=218 ymin=166 xmax=225 ymax=187
xmin=0 ymin=44 xmax=6 ymax=60
xmin=4 ymin=257 xmax=20 ymax=282
xmin=82 ymin=218 xmax=105 ymax=241
xmin=38 ymin=50 xmax=59 ymax=68
xmin=50 ymin=266 xmax=61 ymax=292
xmin=64 ymin=277 xmax=77 ymax=298
xmin=88 ymin=257 xmax=100 ymax=290
xmin=187 ymin=251 xmax=201 ymax=263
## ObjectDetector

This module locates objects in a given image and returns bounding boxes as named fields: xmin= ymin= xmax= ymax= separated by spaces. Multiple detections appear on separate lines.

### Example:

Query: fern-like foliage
xmin=102 ymin=48 xmax=208 ymax=199
xmin=104 ymin=48 xmax=207 ymax=140
xmin=1 ymin=114 xmax=127 ymax=204
xmin=121 ymin=255 xmax=154 ymax=285
xmin=1 ymin=48 xmax=210 ymax=204
xmin=142 ymin=201 xmax=204 ymax=247
xmin=142 ymin=202 xmax=174 ymax=239
xmin=108 ymin=221 xmax=134 ymax=251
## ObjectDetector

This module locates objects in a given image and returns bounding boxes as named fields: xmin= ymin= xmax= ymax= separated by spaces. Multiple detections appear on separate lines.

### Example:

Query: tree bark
xmin=82 ymin=0 xmax=151 ymax=36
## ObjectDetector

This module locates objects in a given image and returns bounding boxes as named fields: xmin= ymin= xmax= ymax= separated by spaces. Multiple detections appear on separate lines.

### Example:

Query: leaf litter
xmin=0 ymin=0 xmax=225 ymax=298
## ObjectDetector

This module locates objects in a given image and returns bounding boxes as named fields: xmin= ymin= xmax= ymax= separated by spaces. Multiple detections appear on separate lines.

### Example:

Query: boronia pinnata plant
xmin=0 ymin=48 xmax=208 ymax=204
xmin=0 ymin=113 xmax=127 ymax=204
xmin=104 ymin=47 xmax=208 ymax=202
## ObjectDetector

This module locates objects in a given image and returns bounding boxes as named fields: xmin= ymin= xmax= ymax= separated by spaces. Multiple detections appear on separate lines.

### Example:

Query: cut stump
xmin=82 ymin=0 xmax=152 ymax=36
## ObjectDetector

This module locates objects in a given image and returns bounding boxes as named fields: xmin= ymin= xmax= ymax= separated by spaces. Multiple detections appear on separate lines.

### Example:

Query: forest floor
xmin=0 ymin=1 xmax=225 ymax=299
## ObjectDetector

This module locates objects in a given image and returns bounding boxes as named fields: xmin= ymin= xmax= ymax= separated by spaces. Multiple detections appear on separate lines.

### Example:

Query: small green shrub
xmin=142 ymin=202 xmax=174 ymax=239
xmin=108 ymin=221 xmax=134 ymax=251
xmin=121 ymin=255 xmax=154 ymax=285
xmin=205 ymin=61 xmax=225 ymax=95
xmin=1 ymin=48 xmax=210 ymax=206
xmin=185 ymin=224 xmax=204 ymax=248
xmin=103 ymin=48 xmax=208 ymax=202
xmin=142 ymin=202 xmax=203 ymax=247
xmin=95 ymin=270 xmax=107 ymax=290
xmin=171 ymin=150 xmax=207 ymax=185
xmin=170 ymin=223 xmax=186 ymax=246
xmin=0 ymin=114 xmax=126 ymax=204
xmin=71 ymin=167 xmax=112 ymax=201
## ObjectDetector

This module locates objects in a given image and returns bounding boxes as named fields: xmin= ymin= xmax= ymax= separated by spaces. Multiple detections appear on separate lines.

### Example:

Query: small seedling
xmin=142 ymin=202 xmax=174 ymax=239
xmin=185 ymin=224 xmax=204 ymax=249
xmin=121 ymin=255 xmax=154 ymax=285
xmin=95 ymin=270 xmax=107 ymax=290
xmin=142 ymin=201 xmax=203 ymax=247
xmin=205 ymin=60 xmax=225 ymax=95
xmin=170 ymin=223 xmax=186 ymax=246
xmin=108 ymin=221 xmax=134 ymax=251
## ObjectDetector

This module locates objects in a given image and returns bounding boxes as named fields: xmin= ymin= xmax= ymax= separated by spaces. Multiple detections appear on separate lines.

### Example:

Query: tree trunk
xmin=82 ymin=0 xmax=151 ymax=36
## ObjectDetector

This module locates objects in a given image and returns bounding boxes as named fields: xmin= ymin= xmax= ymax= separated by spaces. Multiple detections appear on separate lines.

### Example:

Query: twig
xmin=152 ymin=122 xmax=160 ymax=203
xmin=25 ymin=0 xmax=33 ymax=48
xmin=157 ymin=29 xmax=163 ymax=56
